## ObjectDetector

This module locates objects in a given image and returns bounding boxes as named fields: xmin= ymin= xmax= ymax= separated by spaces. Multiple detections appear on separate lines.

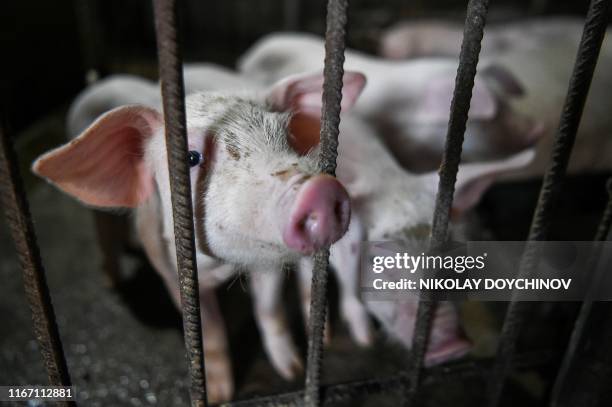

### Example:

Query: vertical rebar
xmin=486 ymin=1 xmax=611 ymax=405
xmin=152 ymin=0 xmax=208 ymax=406
xmin=401 ymin=0 xmax=490 ymax=405
xmin=549 ymin=179 xmax=612 ymax=407
xmin=304 ymin=0 xmax=348 ymax=406
xmin=0 ymin=125 xmax=75 ymax=407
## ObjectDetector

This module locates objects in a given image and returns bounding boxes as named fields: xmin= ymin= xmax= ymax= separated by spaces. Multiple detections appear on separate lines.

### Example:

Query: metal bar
xmin=549 ymin=178 xmax=612 ymax=407
xmin=304 ymin=0 xmax=348 ymax=406
xmin=152 ymin=0 xmax=208 ymax=406
xmin=0 ymin=124 xmax=75 ymax=407
xmin=219 ymin=350 xmax=554 ymax=407
xmin=486 ymin=1 xmax=611 ymax=405
xmin=402 ymin=0 xmax=490 ymax=405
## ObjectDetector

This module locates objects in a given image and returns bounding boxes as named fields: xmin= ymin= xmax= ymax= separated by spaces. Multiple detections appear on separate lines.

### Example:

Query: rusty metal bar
xmin=486 ymin=1 xmax=611 ymax=405
xmin=152 ymin=0 xmax=208 ymax=406
xmin=402 ymin=0 xmax=490 ymax=405
xmin=221 ymin=350 xmax=553 ymax=407
xmin=0 ymin=124 xmax=75 ymax=406
xmin=549 ymin=178 xmax=612 ymax=407
xmin=304 ymin=0 xmax=348 ymax=406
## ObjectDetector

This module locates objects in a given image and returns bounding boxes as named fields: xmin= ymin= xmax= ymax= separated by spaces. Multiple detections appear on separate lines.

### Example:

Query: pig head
xmin=371 ymin=62 xmax=544 ymax=172
xmin=32 ymin=71 xmax=367 ymax=266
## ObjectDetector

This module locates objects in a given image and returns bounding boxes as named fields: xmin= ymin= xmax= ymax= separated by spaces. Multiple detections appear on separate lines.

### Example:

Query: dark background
xmin=0 ymin=0 xmax=596 ymax=136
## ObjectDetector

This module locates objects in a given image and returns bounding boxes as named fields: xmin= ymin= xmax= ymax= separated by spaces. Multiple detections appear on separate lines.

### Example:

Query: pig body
xmin=33 ymin=68 xmax=359 ymax=402
xmin=379 ymin=18 xmax=612 ymax=179
xmin=238 ymin=33 xmax=544 ymax=172
xmin=379 ymin=17 xmax=584 ymax=60
xmin=67 ymin=63 xmax=263 ymax=135
xmin=312 ymin=116 xmax=536 ymax=364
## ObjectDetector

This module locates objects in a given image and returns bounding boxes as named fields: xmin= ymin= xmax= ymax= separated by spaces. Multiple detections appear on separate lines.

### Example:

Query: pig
xmin=63 ymin=64 xmax=345 ymax=382
xmin=377 ymin=18 xmax=612 ymax=179
xmin=31 ymin=69 xmax=365 ymax=402
xmin=294 ymin=114 xmax=537 ymax=365
xmin=237 ymin=33 xmax=544 ymax=172
xmin=67 ymin=63 xmax=264 ymax=135
xmin=379 ymin=17 xmax=584 ymax=60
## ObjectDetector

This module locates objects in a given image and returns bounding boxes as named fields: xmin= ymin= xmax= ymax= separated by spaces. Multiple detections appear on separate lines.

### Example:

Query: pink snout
xmin=283 ymin=175 xmax=351 ymax=254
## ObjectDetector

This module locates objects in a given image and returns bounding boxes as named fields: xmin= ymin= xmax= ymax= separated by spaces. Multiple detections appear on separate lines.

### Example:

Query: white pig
xmin=294 ymin=114 xmax=537 ymax=365
xmin=67 ymin=63 xmax=264 ymax=135
xmin=32 ymin=69 xmax=365 ymax=402
xmin=238 ymin=32 xmax=545 ymax=172
xmin=378 ymin=18 xmax=612 ymax=179
xmin=63 ymin=64 xmax=354 ymax=382
xmin=379 ymin=17 xmax=584 ymax=60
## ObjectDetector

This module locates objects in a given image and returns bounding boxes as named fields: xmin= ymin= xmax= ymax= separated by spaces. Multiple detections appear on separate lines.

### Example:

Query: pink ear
xmin=267 ymin=70 xmax=366 ymax=115
xmin=451 ymin=149 xmax=535 ymax=217
xmin=267 ymin=70 xmax=366 ymax=155
xmin=423 ymin=149 xmax=535 ymax=218
xmin=32 ymin=105 xmax=162 ymax=208
xmin=481 ymin=64 xmax=525 ymax=97
xmin=414 ymin=76 xmax=497 ymax=122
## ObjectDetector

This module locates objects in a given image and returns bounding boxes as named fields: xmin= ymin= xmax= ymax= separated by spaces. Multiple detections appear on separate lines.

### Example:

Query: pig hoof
xmin=341 ymin=298 xmax=374 ymax=347
xmin=424 ymin=338 xmax=472 ymax=367
xmin=205 ymin=356 xmax=234 ymax=403
xmin=270 ymin=341 xmax=303 ymax=380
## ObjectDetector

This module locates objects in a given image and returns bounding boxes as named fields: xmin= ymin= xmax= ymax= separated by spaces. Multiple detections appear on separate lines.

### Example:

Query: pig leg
xmin=249 ymin=270 xmax=303 ymax=380
xmin=198 ymin=287 xmax=234 ymax=402
xmin=93 ymin=210 xmax=128 ymax=287
xmin=329 ymin=216 xmax=373 ymax=346
xmin=296 ymin=259 xmax=332 ymax=345
xmin=297 ymin=216 xmax=373 ymax=346
xmin=136 ymin=201 xmax=233 ymax=402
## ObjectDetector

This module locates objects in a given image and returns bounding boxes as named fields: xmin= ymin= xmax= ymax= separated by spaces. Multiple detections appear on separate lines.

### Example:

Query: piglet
xmin=379 ymin=17 xmax=585 ymax=60
xmin=301 ymin=115 xmax=538 ymax=365
xmin=238 ymin=33 xmax=544 ymax=172
xmin=32 ymin=70 xmax=365 ymax=402
xmin=378 ymin=18 xmax=612 ymax=179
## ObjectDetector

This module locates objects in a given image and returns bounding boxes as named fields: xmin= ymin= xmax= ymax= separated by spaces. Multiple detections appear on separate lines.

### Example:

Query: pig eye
xmin=188 ymin=150 xmax=203 ymax=167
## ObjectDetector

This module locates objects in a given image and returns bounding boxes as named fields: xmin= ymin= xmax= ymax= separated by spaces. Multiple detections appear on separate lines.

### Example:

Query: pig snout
xmin=283 ymin=175 xmax=351 ymax=254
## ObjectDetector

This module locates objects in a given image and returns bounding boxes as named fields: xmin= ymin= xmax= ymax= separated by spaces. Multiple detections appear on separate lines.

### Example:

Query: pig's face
xmin=171 ymin=93 xmax=347 ymax=264
xmin=32 ymin=71 xmax=367 ymax=267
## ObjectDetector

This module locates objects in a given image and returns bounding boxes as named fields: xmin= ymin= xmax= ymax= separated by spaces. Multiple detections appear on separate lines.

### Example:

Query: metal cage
xmin=1 ymin=0 xmax=612 ymax=406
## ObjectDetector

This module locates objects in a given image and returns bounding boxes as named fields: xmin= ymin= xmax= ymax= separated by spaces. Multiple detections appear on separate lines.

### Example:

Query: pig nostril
xmin=334 ymin=200 xmax=345 ymax=223
xmin=299 ymin=213 xmax=317 ymax=233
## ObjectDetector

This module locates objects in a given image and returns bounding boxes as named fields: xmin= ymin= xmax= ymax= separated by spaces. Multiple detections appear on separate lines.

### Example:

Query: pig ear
xmin=266 ymin=70 xmax=367 ymax=115
xmin=424 ymin=149 xmax=535 ymax=217
xmin=413 ymin=76 xmax=497 ymax=122
xmin=453 ymin=149 xmax=535 ymax=216
xmin=267 ymin=70 xmax=366 ymax=155
xmin=480 ymin=64 xmax=525 ymax=97
xmin=32 ymin=105 xmax=162 ymax=208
